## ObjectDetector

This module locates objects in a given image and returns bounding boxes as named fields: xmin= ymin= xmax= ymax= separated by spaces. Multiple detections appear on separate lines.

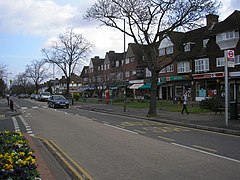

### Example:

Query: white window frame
xmin=203 ymin=39 xmax=209 ymax=48
xmin=159 ymin=48 xmax=165 ymax=56
xmin=116 ymin=61 xmax=119 ymax=67
xmin=125 ymin=58 xmax=130 ymax=64
xmin=195 ymin=58 xmax=209 ymax=72
xmin=160 ymin=68 xmax=166 ymax=73
xmin=216 ymin=30 xmax=239 ymax=42
xmin=184 ymin=43 xmax=191 ymax=52
xmin=177 ymin=61 xmax=190 ymax=73
xmin=166 ymin=46 xmax=173 ymax=54
xmin=167 ymin=64 xmax=174 ymax=72
xmin=216 ymin=57 xmax=225 ymax=67
xmin=125 ymin=71 xmax=130 ymax=78
xmin=235 ymin=55 xmax=240 ymax=64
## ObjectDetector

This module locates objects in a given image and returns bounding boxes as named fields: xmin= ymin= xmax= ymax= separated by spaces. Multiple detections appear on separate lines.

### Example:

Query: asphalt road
xmin=6 ymin=97 xmax=240 ymax=179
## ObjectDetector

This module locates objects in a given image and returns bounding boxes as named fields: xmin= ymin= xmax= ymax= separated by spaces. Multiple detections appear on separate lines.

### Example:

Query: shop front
xmin=158 ymin=75 xmax=191 ymax=100
xmin=192 ymin=72 xmax=224 ymax=101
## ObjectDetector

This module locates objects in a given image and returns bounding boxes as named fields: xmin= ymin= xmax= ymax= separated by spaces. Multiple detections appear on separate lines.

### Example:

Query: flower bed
xmin=0 ymin=131 xmax=40 ymax=179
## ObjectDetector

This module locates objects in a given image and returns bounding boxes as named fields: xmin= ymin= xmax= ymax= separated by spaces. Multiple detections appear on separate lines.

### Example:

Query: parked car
xmin=30 ymin=94 xmax=36 ymax=99
xmin=47 ymin=95 xmax=69 ymax=108
xmin=18 ymin=94 xmax=30 ymax=98
xmin=39 ymin=92 xmax=51 ymax=101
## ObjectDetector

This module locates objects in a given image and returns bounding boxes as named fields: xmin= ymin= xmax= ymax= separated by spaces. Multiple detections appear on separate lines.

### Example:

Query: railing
xmin=80 ymin=98 xmax=113 ymax=105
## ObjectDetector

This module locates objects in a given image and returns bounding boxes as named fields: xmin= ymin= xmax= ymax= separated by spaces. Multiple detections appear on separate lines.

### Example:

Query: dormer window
xmin=166 ymin=46 xmax=173 ymax=54
xmin=216 ymin=30 xmax=239 ymax=42
xmin=159 ymin=48 xmax=165 ymax=56
xmin=203 ymin=39 xmax=209 ymax=48
xmin=184 ymin=43 xmax=191 ymax=52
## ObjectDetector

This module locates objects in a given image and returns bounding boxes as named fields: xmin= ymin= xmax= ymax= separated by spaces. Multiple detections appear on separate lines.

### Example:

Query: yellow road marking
xmin=158 ymin=136 xmax=175 ymax=142
xmin=192 ymin=145 xmax=217 ymax=153
xmin=134 ymin=130 xmax=146 ymax=134
xmin=35 ymin=136 xmax=93 ymax=180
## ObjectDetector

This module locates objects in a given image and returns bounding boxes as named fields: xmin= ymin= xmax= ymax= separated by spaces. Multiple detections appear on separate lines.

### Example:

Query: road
xmin=3 ymin=97 xmax=240 ymax=179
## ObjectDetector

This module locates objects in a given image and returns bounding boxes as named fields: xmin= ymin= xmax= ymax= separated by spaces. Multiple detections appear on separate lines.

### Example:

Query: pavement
xmin=1 ymin=98 xmax=240 ymax=179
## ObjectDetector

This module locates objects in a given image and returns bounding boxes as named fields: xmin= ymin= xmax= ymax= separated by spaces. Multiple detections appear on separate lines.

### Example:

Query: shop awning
xmin=129 ymin=83 xmax=144 ymax=89
xmin=139 ymin=84 xmax=151 ymax=89
xmin=110 ymin=87 xmax=118 ymax=90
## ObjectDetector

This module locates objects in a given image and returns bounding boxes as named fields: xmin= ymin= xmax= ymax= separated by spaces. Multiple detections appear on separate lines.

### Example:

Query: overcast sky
xmin=0 ymin=0 xmax=240 ymax=80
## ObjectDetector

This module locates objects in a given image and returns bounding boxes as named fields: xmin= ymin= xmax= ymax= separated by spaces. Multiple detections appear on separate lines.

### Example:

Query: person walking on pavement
xmin=181 ymin=91 xmax=189 ymax=114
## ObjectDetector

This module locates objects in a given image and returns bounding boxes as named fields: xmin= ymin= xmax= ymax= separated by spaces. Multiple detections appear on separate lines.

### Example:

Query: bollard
xmin=10 ymin=99 xmax=14 ymax=111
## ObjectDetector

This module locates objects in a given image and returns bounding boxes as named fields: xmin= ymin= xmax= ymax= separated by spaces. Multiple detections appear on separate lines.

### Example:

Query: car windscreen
xmin=53 ymin=96 xmax=66 ymax=100
xmin=41 ymin=92 xmax=50 ymax=96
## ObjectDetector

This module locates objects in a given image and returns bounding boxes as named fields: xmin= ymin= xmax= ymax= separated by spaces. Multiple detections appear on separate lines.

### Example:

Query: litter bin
xmin=229 ymin=102 xmax=238 ymax=120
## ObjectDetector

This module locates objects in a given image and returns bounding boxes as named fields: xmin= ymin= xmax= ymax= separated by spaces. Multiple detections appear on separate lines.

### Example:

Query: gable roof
xmin=212 ymin=10 xmax=240 ymax=34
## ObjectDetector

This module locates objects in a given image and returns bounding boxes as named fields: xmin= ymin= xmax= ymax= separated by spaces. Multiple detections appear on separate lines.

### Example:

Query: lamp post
xmin=123 ymin=18 xmax=127 ymax=112
xmin=216 ymin=31 xmax=239 ymax=127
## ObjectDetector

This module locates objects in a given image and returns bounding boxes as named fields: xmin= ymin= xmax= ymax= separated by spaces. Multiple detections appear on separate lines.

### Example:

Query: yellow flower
xmin=0 ymin=154 xmax=3 ymax=158
xmin=19 ymin=152 xmax=25 ymax=157
xmin=28 ymin=151 xmax=33 ymax=155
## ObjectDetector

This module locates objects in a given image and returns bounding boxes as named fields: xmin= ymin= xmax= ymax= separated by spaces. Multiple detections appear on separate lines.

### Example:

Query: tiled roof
xmin=212 ymin=10 xmax=240 ymax=34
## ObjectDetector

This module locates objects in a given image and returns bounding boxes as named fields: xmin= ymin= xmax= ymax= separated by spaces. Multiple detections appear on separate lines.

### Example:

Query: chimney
xmin=206 ymin=14 xmax=219 ymax=27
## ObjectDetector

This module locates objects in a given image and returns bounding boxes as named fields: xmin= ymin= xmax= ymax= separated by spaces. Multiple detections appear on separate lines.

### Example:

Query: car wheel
xmin=66 ymin=105 xmax=69 ymax=109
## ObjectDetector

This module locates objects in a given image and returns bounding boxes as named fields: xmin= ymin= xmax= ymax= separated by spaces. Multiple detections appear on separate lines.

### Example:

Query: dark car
xmin=47 ymin=95 xmax=69 ymax=108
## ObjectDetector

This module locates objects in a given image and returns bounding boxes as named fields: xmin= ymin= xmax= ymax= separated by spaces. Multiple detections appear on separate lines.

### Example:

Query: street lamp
xmin=123 ymin=18 xmax=127 ymax=112
xmin=216 ymin=31 xmax=239 ymax=126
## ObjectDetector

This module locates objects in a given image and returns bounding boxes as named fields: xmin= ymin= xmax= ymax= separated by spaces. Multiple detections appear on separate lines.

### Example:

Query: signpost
xmin=227 ymin=50 xmax=235 ymax=67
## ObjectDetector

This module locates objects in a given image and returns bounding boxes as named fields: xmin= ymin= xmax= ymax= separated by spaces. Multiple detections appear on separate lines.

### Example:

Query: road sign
xmin=227 ymin=50 xmax=234 ymax=59
xmin=227 ymin=50 xmax=235 ymax=67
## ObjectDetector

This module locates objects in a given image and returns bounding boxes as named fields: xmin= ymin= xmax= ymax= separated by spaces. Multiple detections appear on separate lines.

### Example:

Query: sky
xmin=0 ymin=0 xmax=240 ymax=82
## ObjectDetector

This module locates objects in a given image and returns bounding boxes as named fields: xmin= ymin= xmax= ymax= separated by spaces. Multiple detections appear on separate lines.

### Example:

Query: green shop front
xmin=158 ymin=75 xmax=191 ymax=100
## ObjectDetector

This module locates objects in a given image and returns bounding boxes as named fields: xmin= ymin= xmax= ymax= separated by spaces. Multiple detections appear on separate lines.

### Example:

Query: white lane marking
xmin=104 ymin=124 xmax=138 ymax=135
xmin=32 ymin=106 xmax=39 ymax=109
xmin=12 ymin=117 xmax=20 ymax=132
xmin=172 ymin=143 xmax=240 ymax=163
xmin=21 ymin=107 xmax=28 ymax=110
xmin=19 ymin=115 xmax=35 ymax=136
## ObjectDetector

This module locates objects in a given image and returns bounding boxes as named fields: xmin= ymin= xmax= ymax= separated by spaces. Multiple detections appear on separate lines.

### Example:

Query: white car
xmin=39 ymin=92 xmax=51 ymax=101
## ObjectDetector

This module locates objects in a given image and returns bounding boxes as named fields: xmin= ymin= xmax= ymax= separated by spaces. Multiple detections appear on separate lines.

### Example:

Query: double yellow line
xmin=36 ymin=136 xmax=93 ymax=180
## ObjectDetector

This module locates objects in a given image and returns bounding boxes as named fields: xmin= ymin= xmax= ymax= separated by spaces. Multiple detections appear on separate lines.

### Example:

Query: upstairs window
xmin=116 ymin=61 xmax=119 ymax=67
xmin=216 ymin=57 xmax=225 ymax=67
xmin=160 ymin=68 xmax=166 ymax=73
xmin=203 ymin=39 xmax=209 ymax=48
xmin=166 ymin=46 xmax=173 ymax=54
xmin=216 ymin=30 xmax=239 ymax=42
xmin=184 ymin=43 xmax=191 ymax=52
xmin=235 ymin=55 xmax=240 ymax=64
xmin=125 ymin=58 xmax=130 ymax=64
xmin=159 ymin=48 xmax=165 ymax=56
xmin=167 ymin=64 xmax=174 ymax=72
xmin=177 ymin=61 xmax=190 ymax=73
xmin=195 ymin=58 xmax=209 ymax=72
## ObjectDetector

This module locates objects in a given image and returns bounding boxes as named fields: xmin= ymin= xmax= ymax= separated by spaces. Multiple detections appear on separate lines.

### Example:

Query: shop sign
xmin=192 ymin=72 xmax=224 ymax=79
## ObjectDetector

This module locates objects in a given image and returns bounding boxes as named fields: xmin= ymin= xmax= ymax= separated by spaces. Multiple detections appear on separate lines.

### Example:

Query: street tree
xmin=12 ymin=73 xmax=31 ymax=94
xmin=25 ymin=60 xmax=50 ymax=94
xmin=42 ymin=28 xmax=92 ymax=95
xmin=85 ymin=0 xmax=220 ymax=116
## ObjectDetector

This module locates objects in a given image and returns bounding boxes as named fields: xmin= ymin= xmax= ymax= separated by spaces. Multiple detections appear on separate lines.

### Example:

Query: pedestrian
xmin=181 ymin=92 xmax=189 ymax=115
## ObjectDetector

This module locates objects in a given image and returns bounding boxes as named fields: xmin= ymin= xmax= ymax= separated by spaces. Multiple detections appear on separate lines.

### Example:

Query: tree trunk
xmin=147 ymin=70 xmax=158 ymax=117
xmin=35 ymin=83 xmax=39 ymax=94
xmin=66 ymin=77 xmax=70 ymax=95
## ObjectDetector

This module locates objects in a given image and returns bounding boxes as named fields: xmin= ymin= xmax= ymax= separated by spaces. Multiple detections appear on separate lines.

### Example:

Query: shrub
xmin=73 ymin=93 xmax=80 ymax=101
xmin=199 ymin=95 xmax=224 ymax=111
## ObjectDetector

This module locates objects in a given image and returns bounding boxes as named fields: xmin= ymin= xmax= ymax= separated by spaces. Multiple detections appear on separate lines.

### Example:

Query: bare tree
xmin=42 ymin=28 xmax=92 ymax=95
xmin=0 ymin=63 xmax=7 ymax=79
xmin=13 ymin=73 xmax=31 ymax=94
xmin=25 ymin=60 xmax=50 ymax=94
xmin=85 ymin=0 xmax=220 ymax=116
